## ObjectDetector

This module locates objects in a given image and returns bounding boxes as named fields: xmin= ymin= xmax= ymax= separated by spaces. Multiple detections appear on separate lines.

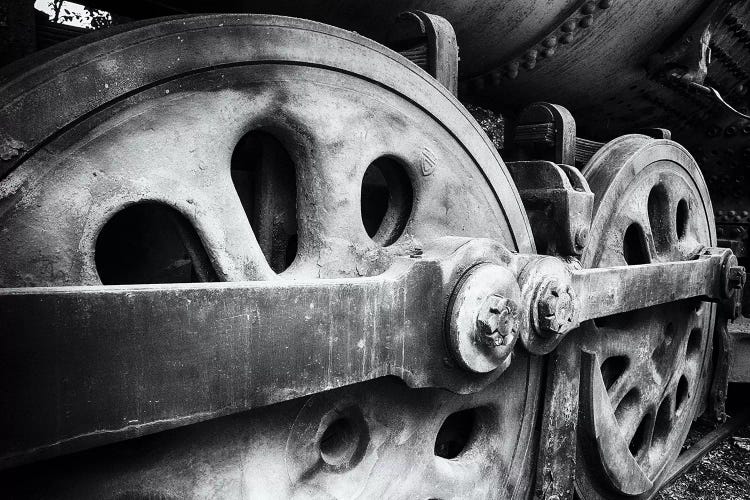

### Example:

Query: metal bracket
xmin=507 ymin=160 xmax=593 ymax=256
xmin=513 ymin=102 xmax=607 ymax=167
xmin=515 ymin=102 xmax=577 ymax=165
xmin=390 ymin=11 xmax=459 ymax=95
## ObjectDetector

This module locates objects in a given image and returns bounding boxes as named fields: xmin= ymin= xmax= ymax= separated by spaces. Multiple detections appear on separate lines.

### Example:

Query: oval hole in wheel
xmin=623 ymin=223 xmax=650 ymax=265
xmin=317 ymin=405 xmax=369 ymax=471
xmin=361 ymin=157 xmax=413 ymax=246
xmin=601 ymin=356 xmax=629 ymax=391
xmin=231 ymin=130 xmax=298 ymax=273
xmin=676 ymin=199 xmax=689 ymax=239
xmin=95 ymin=202 xmax=217 ymax=285
xmin=647 ymin=183 xmax=671 ymax=253
xmin=434 ymin=408 xmax=478 ymax=459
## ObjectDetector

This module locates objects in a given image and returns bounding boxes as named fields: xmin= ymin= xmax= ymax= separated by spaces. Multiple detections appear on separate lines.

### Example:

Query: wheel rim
xmin=0 ymin=15 xmax=540 ymax=498
xmin=575 ymin=135 xmax=716 ymax=498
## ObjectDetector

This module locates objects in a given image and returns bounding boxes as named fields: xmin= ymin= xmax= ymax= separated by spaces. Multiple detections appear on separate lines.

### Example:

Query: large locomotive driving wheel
xmin=0 ymin=15 xmax=542 ymax=499
xmin=575 ymin=136 xmax=716 ymax=499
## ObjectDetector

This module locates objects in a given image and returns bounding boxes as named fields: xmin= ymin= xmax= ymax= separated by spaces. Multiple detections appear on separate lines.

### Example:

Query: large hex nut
xmin=447 ymin=263 xmax=522 ymax=373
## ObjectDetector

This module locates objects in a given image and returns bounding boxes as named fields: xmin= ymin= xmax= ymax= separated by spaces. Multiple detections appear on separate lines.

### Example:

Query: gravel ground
xmin=657 ymin=385 xmax=750 ymax=500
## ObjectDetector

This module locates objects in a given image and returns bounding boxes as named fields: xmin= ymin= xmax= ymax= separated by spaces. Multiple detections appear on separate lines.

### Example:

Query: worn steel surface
xmin=3 ymin=231 xmax=739 ymax=471
xmin=574 ymin=136 xmax=717 ymax=499
xmin=0 ymin=14 xmax=543 ymax=498
xmin=508 ymin=160 xmax=593 ymax=256
xmin=728 ymin=316 xmax=750 ymax=382
xmin=0 ymin=238 xmax=528 ymax=468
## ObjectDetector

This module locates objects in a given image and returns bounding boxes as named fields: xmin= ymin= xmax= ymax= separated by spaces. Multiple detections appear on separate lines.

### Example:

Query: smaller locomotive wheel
xmin=575 ymin=136 xmax=716 ymax=499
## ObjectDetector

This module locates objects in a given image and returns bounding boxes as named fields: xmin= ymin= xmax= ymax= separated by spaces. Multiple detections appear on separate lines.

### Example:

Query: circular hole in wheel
xmin=434 ymin=408 xmax=478 ymax=459
xmin=361 ymin=157 xmax=413 ymax=246
xmin=317 ymin=406 xmax=368 ymax=470
xmin=676 ymin=199 xmax=689 ymax=239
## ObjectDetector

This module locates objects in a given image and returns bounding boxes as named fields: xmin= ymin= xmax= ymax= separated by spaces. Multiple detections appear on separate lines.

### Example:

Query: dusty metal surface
xmin=728 ymin=316 xmax=750 ymax=382
xmin=1 ymin=6 xmax=748 ymax=500
xmin=507 ymin=160 xmax=593 ymax=256
xmin=2 ymin=231 xmax=738 ymax=471
xmin=574 ymin=136 xmax=717 ymax=499
xmin=0 ymin=14 xmax=544 ymax=498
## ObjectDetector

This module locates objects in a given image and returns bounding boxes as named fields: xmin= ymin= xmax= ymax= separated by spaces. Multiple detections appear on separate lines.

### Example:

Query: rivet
xmin=526 ymin=49 xmax=539 ymax=61
xmin=581 ymin=1 xmax=596 ymax=14
xmin=542 ymin=47 xmax=556 ymax=58
xmin=579 ymin=15 xmax=594 ymax=28
xmin=543 ymin=36 xmax=558 ymax=48
xmin=599 ymin=0 xmax=612 ymax=8
xmin=507 ymin=61 xmax=520 ymax=79
xmin=561 ymin=20 xmax=578 ymax=33
xmin=560 ymin=33 xmax=574 ymax=44
xmin=524 ymin=59 xmax=537 ymax=70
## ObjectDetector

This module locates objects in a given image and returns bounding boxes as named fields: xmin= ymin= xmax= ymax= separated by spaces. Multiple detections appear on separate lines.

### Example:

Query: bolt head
xmin=574 ymin=227 xmax=590 ymax=250
xmin=447 ymin=264 xmax=522 ymax=374
xmin=537 ymin=282 xmax=576 ymax=336
xmin=476 ymin=295 xmax=519 ymax=348
xmin=728 ymin=265 xmax=747 ymax=290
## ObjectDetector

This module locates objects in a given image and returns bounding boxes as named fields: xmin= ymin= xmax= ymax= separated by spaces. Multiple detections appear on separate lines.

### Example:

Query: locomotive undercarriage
xmin=0 ymin=3 xmax=749 ymax=500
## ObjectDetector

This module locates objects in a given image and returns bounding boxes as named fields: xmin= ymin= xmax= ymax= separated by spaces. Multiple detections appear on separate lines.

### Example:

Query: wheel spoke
xmin=608 ymin=367 xmax=638 ymax=410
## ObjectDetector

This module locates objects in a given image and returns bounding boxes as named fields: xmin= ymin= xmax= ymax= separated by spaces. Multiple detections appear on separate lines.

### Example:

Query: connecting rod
xmin=0 ymin=237 xmax=743 ymax=468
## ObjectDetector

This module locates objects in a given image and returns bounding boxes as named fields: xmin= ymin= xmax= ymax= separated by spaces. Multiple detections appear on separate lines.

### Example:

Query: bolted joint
xmin=574 ymin=226 xmax=590 ymax=252
xmin=447 ymin=263 xmax=522 ymax=374
xmin=728 ymin=265 xmax=747 ymax=290
xmin=476 ymin=295 xmax=519 ymax=348
xmin=535 ymin=279 xmax=577 ymax=337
